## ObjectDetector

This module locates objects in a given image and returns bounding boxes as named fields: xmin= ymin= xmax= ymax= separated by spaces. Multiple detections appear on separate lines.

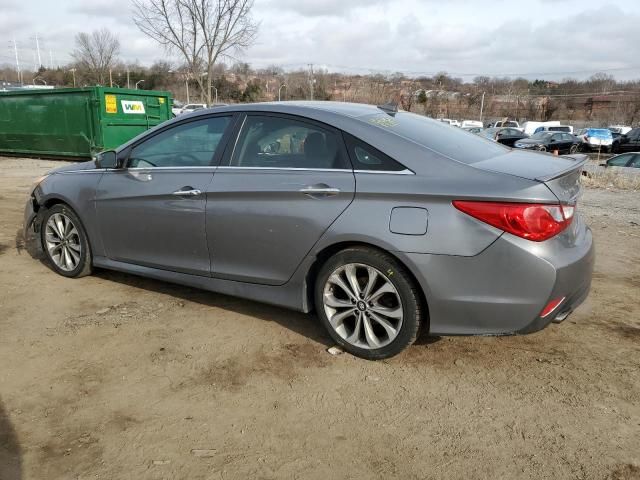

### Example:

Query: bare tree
xmin=133 ymin=0 xmax=258 ymax=104
xmin=72 ymin=29 xmax=120 ymax=85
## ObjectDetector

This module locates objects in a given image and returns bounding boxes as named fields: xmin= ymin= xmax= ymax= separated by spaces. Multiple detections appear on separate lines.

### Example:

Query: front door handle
xmin=299 ymin=184 xmax=340 ymax=197
xmin=172 ymin=187 xmax=202 ymax=196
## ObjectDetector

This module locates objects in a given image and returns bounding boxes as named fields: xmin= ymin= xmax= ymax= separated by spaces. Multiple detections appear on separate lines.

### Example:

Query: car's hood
xmin=49 ymin=160 xmax=98 ymax=174
xmin=515 ymin=137 xmax=544 ymax=145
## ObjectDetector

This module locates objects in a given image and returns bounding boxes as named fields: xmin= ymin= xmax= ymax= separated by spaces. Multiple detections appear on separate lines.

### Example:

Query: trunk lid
xmin=473 ymin=150 xmax=587 ymax=202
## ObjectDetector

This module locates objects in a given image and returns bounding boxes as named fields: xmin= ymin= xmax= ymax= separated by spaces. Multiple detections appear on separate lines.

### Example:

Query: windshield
xmin=530 ymin=132 xmax=554 ymax=140
xmin=360 ymin=112 xmax=508 ymax=164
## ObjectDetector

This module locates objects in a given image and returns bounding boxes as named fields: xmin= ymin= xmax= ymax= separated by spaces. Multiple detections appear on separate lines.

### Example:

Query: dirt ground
xmin=0 ymin=156 xmax=638 ymax=480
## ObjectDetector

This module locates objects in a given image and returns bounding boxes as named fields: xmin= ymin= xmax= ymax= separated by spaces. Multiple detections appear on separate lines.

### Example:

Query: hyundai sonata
xmin=24 ymin=102 xmax=594 ymax=359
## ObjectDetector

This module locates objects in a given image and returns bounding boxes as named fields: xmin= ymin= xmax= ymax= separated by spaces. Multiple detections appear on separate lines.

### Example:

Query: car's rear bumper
xmin=399 ymin=216 xmax=594 ymax=336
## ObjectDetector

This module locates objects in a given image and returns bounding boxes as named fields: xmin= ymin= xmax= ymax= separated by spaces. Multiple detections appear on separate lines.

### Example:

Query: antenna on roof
xmin=376 ymin=101 xmax=398 ymax=115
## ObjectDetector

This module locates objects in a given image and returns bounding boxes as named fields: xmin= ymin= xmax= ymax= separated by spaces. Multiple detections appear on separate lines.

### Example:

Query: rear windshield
xmin=587 ymin=129 xmax=613 ymax=139
xmin=361 ymin=112 xmax=508 ymax=164
xmin=530 ymin=131 xmax=554 ymax=140
xmin=549 ymin=126 xmax=570 ymax=132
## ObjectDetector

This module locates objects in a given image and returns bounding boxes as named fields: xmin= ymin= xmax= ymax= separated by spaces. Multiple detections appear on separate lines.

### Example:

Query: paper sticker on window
xmin=105 ymin=94 xmax=117 ymax=114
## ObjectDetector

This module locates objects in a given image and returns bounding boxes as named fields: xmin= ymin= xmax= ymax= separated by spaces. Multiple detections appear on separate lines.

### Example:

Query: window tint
xmin=608 ymin=154 xmax=632 ymax=167
xmin=230 ymin=115 xmax=349 ymax=169
xmin=129 ymin=116 xmax=230 ymax=168
xmin=344 ymin=134 xmax=406 ymax=172
xmin=562 ymin=134 xmax=573 ymax=141
xmin=628 ymin=155 xmax=640 ymax=168
xmin=360 ymin=112 xmax=507 ymax=165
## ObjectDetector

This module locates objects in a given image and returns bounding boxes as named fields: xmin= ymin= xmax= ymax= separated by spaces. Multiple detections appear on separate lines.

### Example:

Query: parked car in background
xmin=534 ymin=125 xmax=573 ymax=134
xmin=492 ymin=120 xmax=523 ymax=131
xmin=582 ymin=152 xmax=640 ymax=177
xmin=171 ymin=100 xmax=184 ymax=117
xmin=514 ymin=131 xmax=582 ymax=154
xmin=179 ymin=103 xmax=207 ymax=115
xmin=522 ymin=121 xmax=562 ymax=136
xmin=24 ymin=102 xmax=594 ymax=359
xmin=438 ymin=118 xmax=461 ymax=127
xmin=611 ymin=127 xmax=640 ymax=153
xmin=608 ymin=125 xmax=632 ymax=135
xmin=575 ymin=128 xmax=613 ymax=152
xmin=462 ymin=127 xmax=483 ymax=134
xmin=461 ymin=120 xmax=483 ymax=129
xmin=480 ymin=127 xmax=528 ymax=146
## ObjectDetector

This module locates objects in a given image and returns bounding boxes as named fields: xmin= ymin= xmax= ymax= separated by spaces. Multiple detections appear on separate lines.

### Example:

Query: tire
xmin=40 ymin=204 xmax=92 ymax=278
xmin=537 ymin=145 xmax=547 ymax=152
xmin=612 ymin=142 xmax=620 ymax=154
xmin=569 ymin=144 xmax=579 ymax=154
xmin=314 ymin=247 xmax=424 ymax=360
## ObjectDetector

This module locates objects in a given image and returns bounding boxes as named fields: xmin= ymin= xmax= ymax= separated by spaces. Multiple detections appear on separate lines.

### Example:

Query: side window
xmin=608 ymin=154 xmax=632 ymax=167
xmin=551 ymin=134 xmax=561 ymax=142
xmin=562 ymin=134 xmax=573 ymax=141
xmin=230 ymin=115 xmax=349 ymax=169
xmin=628 ymin=155 xmax=640 ymax=168
xmin=344 ymin=134 xmax=407 ymax=172
xmin=129 ymin=116 xmax=231 ymax=168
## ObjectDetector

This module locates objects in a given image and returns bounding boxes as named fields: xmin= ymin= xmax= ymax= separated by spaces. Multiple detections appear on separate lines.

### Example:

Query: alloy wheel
xmin=322 ymin=263 xmax=403 ymax=349
xmin=44 ymin=213 xmax=82 ymax=272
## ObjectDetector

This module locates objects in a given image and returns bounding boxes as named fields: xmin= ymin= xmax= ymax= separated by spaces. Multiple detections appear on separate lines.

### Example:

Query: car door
xmin=628 ymin=129 xmax=640 ymax=151
xmin=559 ymin=133 xmax=574 ymax=153
xmin=96 ymin=115 xmax=235 ymax=276
xmin=206 ymin=113 xmax=356 ymax=285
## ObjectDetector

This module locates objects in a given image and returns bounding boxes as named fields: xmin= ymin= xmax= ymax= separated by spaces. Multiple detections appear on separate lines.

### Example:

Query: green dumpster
xmin=0 ymin=87 xmax=173 ymax=159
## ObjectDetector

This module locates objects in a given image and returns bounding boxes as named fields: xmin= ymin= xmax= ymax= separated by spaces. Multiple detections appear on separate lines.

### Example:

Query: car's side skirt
xmin=92 ymin=256 xmax=310 ymax=313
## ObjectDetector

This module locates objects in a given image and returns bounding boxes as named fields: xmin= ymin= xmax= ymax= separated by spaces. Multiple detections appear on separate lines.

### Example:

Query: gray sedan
xmin=24 ymin=102 xmax=594 ymax=359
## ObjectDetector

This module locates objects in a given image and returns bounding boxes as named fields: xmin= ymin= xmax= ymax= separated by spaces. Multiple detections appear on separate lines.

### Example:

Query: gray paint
xmin=25 ymin=101 xmax=594 ymax=336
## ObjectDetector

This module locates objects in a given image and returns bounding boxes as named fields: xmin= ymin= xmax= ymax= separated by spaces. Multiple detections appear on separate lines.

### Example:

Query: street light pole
xmin=135 ymin=79 xmax=145 ymax=90
xmin=70 ymin=68 xmax=76 ymax=87
xmin=10 ymin=38 xmax=22 ymax=84
xmin=479 ymin=92 xmax=485 ymax=123
xmin=278 ymin=83 xmax=287 ymax=101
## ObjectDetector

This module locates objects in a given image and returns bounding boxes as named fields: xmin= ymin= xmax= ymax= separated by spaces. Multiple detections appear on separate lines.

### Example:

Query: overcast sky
xmin=1 ymin=0 xmax=639 ymax=81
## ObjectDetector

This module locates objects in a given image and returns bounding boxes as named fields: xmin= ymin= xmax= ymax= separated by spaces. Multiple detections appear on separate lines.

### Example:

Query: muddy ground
xmin=0 ymin=157 xmax=638 ymax=480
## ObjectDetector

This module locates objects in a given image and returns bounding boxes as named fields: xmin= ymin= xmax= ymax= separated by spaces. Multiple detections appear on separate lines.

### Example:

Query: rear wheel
xmin=569 ymin=144 xmax=579 ymax=154
xmin=315 ymin=247 xmax=423 ymax=360
xmin=40 ymin=204 xmax=92 ymax=278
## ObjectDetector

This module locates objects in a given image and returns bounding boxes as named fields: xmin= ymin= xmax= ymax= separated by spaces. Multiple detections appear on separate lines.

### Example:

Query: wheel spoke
xmin=346 ymin=312 xmax=364 ymax=344
xmin=68 ymin=242 xmax=81 ymax=252
xmin=328 ymin=273 xmax=357 ymax=301
xmin=66 ymin=226 xmax=78 ymax=239
xmin=344 ymin=264 xmax=361 ymax=298
xmin=362 ymin=315 xmax=382 ymax=348
xmin=324 ymin=292 xmax=353 ymax=309
xmin=67 ymin=245 xmax=80 ymax=264
xmin=48 ymin=216 xmax=63 ymax=239
xmin=45 ymin=233 xmax=62 ymax=244
xmin=369 ymin=312 xmax=398 ymax=338
xmin=362 ymin=267 xmax=378 ymax=299
xmin=329 ymin=307 xmax=356 ymax=329
xmin=368 ymin=281 xmax=395 ymax=302
xmin=47 ymin=243 xmax=63 ymax=254
xmin=55 ymin=215 xmax=66 ymax=241
xmin=369 ymin=304 xmax=403 ymax=319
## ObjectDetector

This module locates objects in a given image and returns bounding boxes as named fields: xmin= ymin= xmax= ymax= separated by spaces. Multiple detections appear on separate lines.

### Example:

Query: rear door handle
xmin=172 ymin=187 xmax=202 ymax=196
xmin=299 ymin=184 xmax=340 ymax=197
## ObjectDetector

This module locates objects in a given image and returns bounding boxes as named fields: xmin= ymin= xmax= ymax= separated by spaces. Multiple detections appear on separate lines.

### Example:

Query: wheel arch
xmin=304 ymin=240 xmax=430 ymax=329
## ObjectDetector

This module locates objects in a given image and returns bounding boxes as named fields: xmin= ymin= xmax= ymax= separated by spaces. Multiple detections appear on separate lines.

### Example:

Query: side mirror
xmin=96 ymin=150 xmax=124 ymax=169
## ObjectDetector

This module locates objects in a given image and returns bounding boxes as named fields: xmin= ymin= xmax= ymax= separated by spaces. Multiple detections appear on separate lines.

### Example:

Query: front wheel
xmin=40 ymin=204 xmax=92 ymax=278
xmin=569 ymin=144 xmax=579 ymax=154
xmin=315 ymin=247 xmax=424 ymax=360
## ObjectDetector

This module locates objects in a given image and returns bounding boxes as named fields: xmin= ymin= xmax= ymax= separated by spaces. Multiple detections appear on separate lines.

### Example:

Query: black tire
xmin=314 ymin=247 xmax=424 ymax=360
xmin=569 ymin=144 xmax=579 ymax=154
xmin=40 ymin=204 xmax=92 ymax=278
xmin=537 ymin=145 xmax=547 ymax=152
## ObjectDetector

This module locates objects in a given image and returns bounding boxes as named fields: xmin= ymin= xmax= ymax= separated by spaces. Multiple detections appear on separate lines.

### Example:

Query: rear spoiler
xmin=536 ymin=154 xmax=588 ymax=182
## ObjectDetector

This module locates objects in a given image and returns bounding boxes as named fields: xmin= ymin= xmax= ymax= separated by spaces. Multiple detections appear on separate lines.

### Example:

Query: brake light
xmin=452 ymin=201 xmax=574 ymax=242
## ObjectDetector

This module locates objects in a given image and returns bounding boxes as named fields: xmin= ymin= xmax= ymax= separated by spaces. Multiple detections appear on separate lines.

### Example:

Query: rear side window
xmin=360 ymin=112 xmax=508 ymax=165
xmin=344 ymin=134 xmax=406 ymax=172
xmin=608 ymin=154 xmax=632 ymax=167
xmin=230 ymin=115 xmax=349 ymax=169
xmin=129 ymin=116 xmax=231 ymax=168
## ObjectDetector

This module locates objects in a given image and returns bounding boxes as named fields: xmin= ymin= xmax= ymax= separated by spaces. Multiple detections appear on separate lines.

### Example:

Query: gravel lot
xmin=0 ymin=157 xmax=639 ymax=480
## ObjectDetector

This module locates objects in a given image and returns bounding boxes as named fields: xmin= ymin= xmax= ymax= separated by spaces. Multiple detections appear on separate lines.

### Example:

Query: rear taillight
xmin=453 ymin=201 xmax=575 ymax=242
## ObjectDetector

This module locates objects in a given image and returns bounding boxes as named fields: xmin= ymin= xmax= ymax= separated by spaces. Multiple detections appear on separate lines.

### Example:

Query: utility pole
xmin=479 ymin=91 xmax=485 ymax=123
xmin=34 ymin=34 xmax=42 ymax=69
xmin=126 ymin=68 xmax=130 ymax=89
xmin=10 ymin=38 xmax=22 ymax=84
xmin=70 ymin=68 xmax=76 ymax=87
xmin=308 ymin=63 xmax=314 ymax=101
xmin=109 ymin=69 xmax=113 ymax=87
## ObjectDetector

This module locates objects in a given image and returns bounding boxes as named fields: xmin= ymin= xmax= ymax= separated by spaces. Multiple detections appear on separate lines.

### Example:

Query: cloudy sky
xmin=1 ymin=0 xmax=639 ymax=80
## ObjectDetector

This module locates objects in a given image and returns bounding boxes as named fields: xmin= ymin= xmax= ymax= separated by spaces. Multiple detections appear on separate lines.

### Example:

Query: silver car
xmin=24 ymin=102 xmax=594 ymax=359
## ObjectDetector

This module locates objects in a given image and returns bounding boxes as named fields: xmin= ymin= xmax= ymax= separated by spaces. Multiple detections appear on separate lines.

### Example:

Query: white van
xmin=461 ymin=120 xmax=483 ymax=129
xmin=534 ymin=125 xmax=574 ymax=134
xmin=522 ymin=121 xmax=561 ymax=136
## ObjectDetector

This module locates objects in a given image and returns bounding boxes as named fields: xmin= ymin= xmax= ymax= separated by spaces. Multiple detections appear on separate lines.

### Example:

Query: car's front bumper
xmin=398 ymin=215 xmax=594 ymax=336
